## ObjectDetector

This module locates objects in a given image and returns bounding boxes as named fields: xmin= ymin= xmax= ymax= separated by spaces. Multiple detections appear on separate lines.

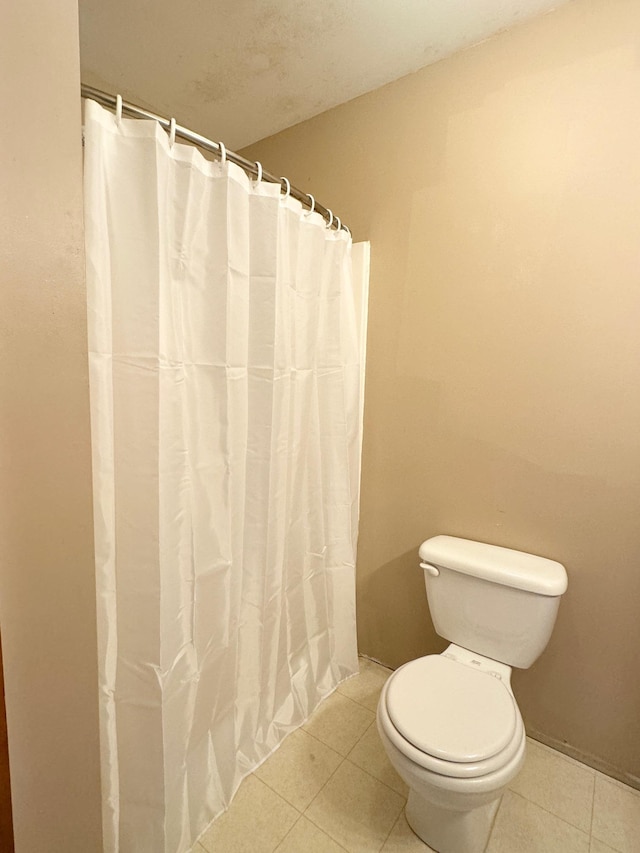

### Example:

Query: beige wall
xmin=0 ymin=0 xmax=103 ymax=849
xmin=243 ymin=0 xmax=640 ymax=785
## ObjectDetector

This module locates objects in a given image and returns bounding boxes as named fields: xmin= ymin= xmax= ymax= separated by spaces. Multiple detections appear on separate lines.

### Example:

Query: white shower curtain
xmin=83 ymin=99 xmax=365 ymax=853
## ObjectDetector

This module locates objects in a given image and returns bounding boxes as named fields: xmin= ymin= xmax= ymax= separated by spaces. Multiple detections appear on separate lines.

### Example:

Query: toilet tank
xmin=419 ymin=536 xmax=568 ymax=669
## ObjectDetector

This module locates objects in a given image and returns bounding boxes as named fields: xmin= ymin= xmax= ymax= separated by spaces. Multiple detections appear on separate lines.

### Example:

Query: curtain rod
xmin=81 ymin=84 xmax=349 ymax=235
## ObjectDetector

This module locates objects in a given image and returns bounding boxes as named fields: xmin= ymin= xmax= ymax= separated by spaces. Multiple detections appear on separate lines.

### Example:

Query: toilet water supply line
xmin=80 ymin=84 xmax=350 ymax=235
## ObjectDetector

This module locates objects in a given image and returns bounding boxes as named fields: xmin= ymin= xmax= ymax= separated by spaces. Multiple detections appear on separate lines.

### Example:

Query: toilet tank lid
xmin=419 ymin=536 xmax=568 ymax=596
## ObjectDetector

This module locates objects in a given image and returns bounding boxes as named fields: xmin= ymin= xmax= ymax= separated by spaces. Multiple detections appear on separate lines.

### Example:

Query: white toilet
xmin=377 ymin=535 xmax=567 ymax=853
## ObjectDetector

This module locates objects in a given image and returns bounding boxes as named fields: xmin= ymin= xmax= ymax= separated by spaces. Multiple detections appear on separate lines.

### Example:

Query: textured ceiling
xmin=79 ymin=0 xmax=570 ymax=150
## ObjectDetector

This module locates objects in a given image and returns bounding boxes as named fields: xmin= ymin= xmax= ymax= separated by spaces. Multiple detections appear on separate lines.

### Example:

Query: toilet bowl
xmin=377 ymin=646 xmax=526 ymax=853
xmin=375 ymin=535 xmax=568 ymax=853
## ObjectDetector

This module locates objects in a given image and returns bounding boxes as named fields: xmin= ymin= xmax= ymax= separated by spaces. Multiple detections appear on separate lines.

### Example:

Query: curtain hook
xmin=344 ymin=224 xmax=352 ymax=238
xmin=218 ymin=141 xmax=226 ymax=165
xmin=280 ymin=177 xmax=290 ymax=199
xmin=335 ymin=215 xmax=341 ymax=232
xmin=254 ymin=161 xmax=263 ymax=183
xmin=115 ymin=94 xmax=123 ymax=125
xmin=305 ymin=194 xmax=315 ymax=216
xmin=169 ymin=118 xmax=176 ymax=147
xmin=326 ymin=209 xmax=334 ymax=229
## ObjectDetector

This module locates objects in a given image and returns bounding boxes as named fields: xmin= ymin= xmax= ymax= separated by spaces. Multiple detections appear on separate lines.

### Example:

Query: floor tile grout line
xmin=586 ymin=778 xmax=626 ymax=853
xmin=343 ymin=755 xmax=408 ymax=799
xmin=513 ymin=738 xmax=601 ymax=835
xmin=300 ymin=757 xmax=354 ymax=853
xmin=299 ymin=808 xmax=351 ymax=853
xmin=301 ymin=749 xmax=401 ymax=853
xmin=589 ymin=770 xmax=596 ymax=843
xmin=248 ymin=767 xmax=306 ymax=815
xmin=200 ymin=678 xmax=374 ymax=851
xmin=302 ymin=750 xmax=350 ymax=818
xmin=301 ymin=718 xmax=372 ymax=758
xmin=379 ymin=808 xmax=405 ymax=851
xmin=532 ymin=739 xmax=640 ymax=796
xmin=301 ymin=811 xmax=351 ymax=852
xmin=240 ymin=762 xmax=351 ymax=853
xmin=594 ymin=768 xmax=640 ymax=799
xmin=528 ymin=737 xmax=598 ymax=777
xmin=303 ymin=697 xmax=407 ymax=798
xmin=272 ymin=809 xmax=351 ymax=853
xmin=252 ymin=720 xmax=369 ymax=815
xmin=271 ymin=811 xmax=305 ymax=852
xmin=348 ymin=716 xmax=378 ymax=752
xmin=335 ymin=690 xmax=381 ymax=713
xmin=297 ymin=723 xmax=346 ymax=755
xmin=334 ymin=686 xmax=383 ymax=714
xmin=588 ymin=831 xmax=625 ymax=853
xmin=254 ymin=748 xmax=351 ymax=853
xmin=341 ymin=711 xmax=410 ymax=798
xmin=246 ymin=772 xmax=305 ymax=843
xmin=507 ymin=764 xmax=595 ymax=837
xmin=507 ymin=773 xmax=596 ymax=835
xmin=507 ymin=789 xmax=593 ymax=841
xmin=299 ymin=701 xmax=408 ymax=846
xmin=486 ymin=790 xmax=507 ymax=846
xmin=301 ymin=689 xmax=376 ymax=755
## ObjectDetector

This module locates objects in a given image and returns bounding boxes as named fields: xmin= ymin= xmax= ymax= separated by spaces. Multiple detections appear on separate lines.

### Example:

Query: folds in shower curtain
xmin=83 ymin=99 xmax=366 ymax=853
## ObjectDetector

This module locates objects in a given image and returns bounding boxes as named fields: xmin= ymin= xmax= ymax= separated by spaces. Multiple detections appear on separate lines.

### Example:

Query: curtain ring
xmin=326 ymin=209 xmax=334 ymax=229
xmin=344 ymin=225 xmax=352 ymax=238
xmin=218 ymin=141 xmax=226 ymax=165
xmin=255 ymin=161 xmax=263 ymax=183
xmin=280 ymin=177 xmax=290 ymax=199
xmin=305 ymin=194 xmax=315 ymax=216
xmin=115 ymin=94 xmax=123 ymax=125
xmin=169 ymin=118 xmax=176 ymax=147
xmin=335 ymin=215 xmax=341 ymax=232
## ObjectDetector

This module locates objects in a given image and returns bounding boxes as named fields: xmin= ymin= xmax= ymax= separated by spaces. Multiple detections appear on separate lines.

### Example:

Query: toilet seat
xmin=387 ymin=655 xmax=516 ymax=762
xmin=381 ymin=655 xmax=525 ymax=779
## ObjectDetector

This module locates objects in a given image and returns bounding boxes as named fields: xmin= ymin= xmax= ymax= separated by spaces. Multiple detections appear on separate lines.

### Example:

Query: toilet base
xmin=405 ymin=789 xmax=501 ymax=853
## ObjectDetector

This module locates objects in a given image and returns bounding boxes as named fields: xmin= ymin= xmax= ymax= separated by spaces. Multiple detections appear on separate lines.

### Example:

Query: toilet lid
xmin=385 ymin=656 xmax=517 ymax=763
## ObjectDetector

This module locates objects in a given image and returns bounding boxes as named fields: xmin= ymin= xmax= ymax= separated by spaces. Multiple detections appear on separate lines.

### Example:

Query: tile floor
xmin=195 ymin=658 xmax=640 ymax=853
